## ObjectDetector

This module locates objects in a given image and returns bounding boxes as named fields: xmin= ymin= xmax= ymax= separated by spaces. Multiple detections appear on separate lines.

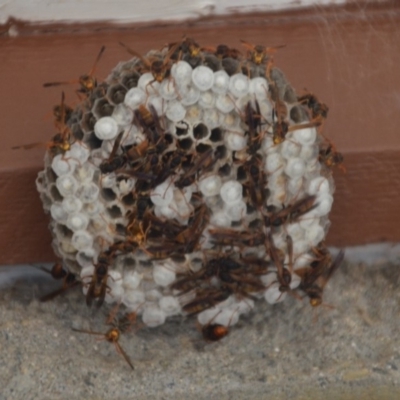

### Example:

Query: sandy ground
xmin=1 ymin=260 xmax=400 ymax=400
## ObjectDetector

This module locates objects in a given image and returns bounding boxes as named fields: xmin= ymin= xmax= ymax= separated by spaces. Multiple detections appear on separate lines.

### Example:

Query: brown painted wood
xmin=0 ymin=2 xmax=399 ymax=264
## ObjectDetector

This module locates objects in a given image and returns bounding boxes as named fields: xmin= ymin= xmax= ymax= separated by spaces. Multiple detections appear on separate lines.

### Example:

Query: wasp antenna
xmin=88 ymin=45 xmax=106 ymax=76
xmin=119 ymin=42 xmax=150 ymax=67
xmin=239 ymin=40 xmax=253 ymax=50
xmin=163 ymin=42 xmax=180 ymax=65
xmin=115 ymin=342 xmax=135 ymax=370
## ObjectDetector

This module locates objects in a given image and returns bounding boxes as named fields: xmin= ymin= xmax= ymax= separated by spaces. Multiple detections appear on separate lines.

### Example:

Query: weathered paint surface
xmin=0 ymin=0 xmax=347 ymax=24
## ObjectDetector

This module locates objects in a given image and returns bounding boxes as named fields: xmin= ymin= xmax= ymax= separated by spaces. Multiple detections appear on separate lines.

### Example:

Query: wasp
xmin=200 ymin=308 xmax=241 ymax=342
xmin=126 ymin=215 xmax=150 ymax=247
xmin=241 ymin=154 xmax=270 ymax=210
xmin=166 ymin=36 xmax=213 ymax=68
xmin=146 ymin=243 xmax=187 ymax=260
xmin=240 ymin=40 xmax=285 ymax=65
xmin=85 ymin=250 xmax=114 ymax=308
xmin=51 ymin=97 xmax=73 ymax=129
xmin=209 ymin=228 xmax=266 ymax=248
xmin=134 ymin=195 xmax=153 ymax=221
xmin=220 ymin=271 xmax=267 ymax=300
xmin=244 ymin=100 xmax=265 ymax=154
xmin=296 ymin=249 xmax=345 ymax=307
xmin=145 ymin=212 xmax=186 ymax=241
xmin=298 ymin=92 xmax=329 ymax=122
xmin=125 ymin=139 xmax=151 ymax=165
xmin=271 ymin=104 xmax=320 ymax=146
xmin=174 ymin=204 xmax=210 ymax=253
xmin=240 ymin=256 xmax=271 ymax=276
xmin=319 ymin=144 xmax=345 ymax=172
xmin=119 ymin=41 xmax=179 ymax=85
xmin=200 ymin=43 xmax=241 ymax=60
xmin=267 ymin=233 xmax=293 ymax=294
xmin=214 ymin=44 xmax=241 ymax=60
xmin=202 ymin=322 xmax=230 ymax=342
xmin=99 ymin=131 xmax=127 ymax=174
xmin=43 ymin=46 xmax=106 ymax=98
xmin=134 ymin=104 xmax=167 ymax=146
xmin=182 ymin=288 xmax=231 ymax=316
xmin=38 ymin=262 xmax=80 ymax=302
xmin=263 ymin=195 xmax=318 ymax=227
xmin=111 ymin=213 xmax=151 ymax=256
xmin=138 ymin=146 xmax=186 ymax=190
xmin=174 ymin=148 xmax=215 ymax=189
xmin=171 ymin=256 xmax=241 ymax=295
xmin=72 ymin=326 xmax=134 ymax=370
xmin=167 ymin=36 xmax=202 ymax=59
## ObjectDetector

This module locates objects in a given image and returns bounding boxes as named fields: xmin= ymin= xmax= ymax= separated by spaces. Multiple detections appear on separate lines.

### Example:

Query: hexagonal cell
xmin=92 ymin=98 xmax=115 ymax=119
xmin=245 ymin=202 xmax=256 ymax=215
xmin=170 ymin=254 xmax=186 ymax=264
xmin=85 ymin=132 xmax=103 ymax=150
xmin=214 ymin=145 xmax=227 ymax=160
xmin=63 ymin=258 xmax=81 ymax=275
xmin=36 ymin=172 xmax=45 ymax=191
xmin=107 ymin=83 xmax=127 ymax=105
xmin=40 ymin=192 xmax=52 ymax=209
xmin=101 ymin=187 xmax=117 ymax=201
xmin=218 ymin=163 xmax=231 ymax=177
xmin=193 ymin=122 xmax=209 ymax=140
xmin=107 ymin=204 xmax=123 ymax=219
xmin=80 ymin=112 xmax=97 ymax=133
xmin=290 ymin=105 xmax=309 ymax=123
xmin=248 ymin=218 xmax=263 ymax=230
xmin=239 ymin=63 xmax=252 ymax=79
xmin=209 ymin=127 xmax=223 ymax=142
xmin=174 ymin=120 xmax=190 ymax=137
xmin=222 ymin=58 xmax=240 ymax=76
xmin=182 ymin=53 xmax=202 ymax=69
xmin=65 ymin=106 xmax=82 ymax=124
xmin=56 ymin=223 xmax=74 ymax=240
xmin=49 ymin=184 xmax=63 ymax=202
xmin=122 ymin=256 xmax=136 ymax=267
xmin=195 ymin=143 xmax=211 ymax=154
xmin=46 ymin=166 xmax=58 ymax=183
xmin=121 ymin=71 xmax=141 ymax=89
xmin=185 ymin=105 xmax=203 ymax=123
xmin=115 ymin=223 xmax=127 ymax=236
xmin=76 ymin=182 xmax=100 ymax=204
xmin=203 ymin=54 xmax=221 ymax=72
xmin=231 ymin=220 xmax=242 ymax=228
xmin=236 ymin=165 xmax=247 ymax=181
xmin=74 ymin=163 xmax=96 ymax=184
xmin=134 ymin=179 xmax=152 ymax=194
xmin=89 ymin=83 xmax=108 ymax=101
xmin=284 ymin=85 xmax=297 ymax=103
xmin=178 ymin=137 xmax=193 ymax=151
xmin=121 ymin=192 xmax=135 ymax=206
xmin=269 ymin=68 xmax=287 ymax=99
xmin=76 ymin=247 xmax=97 ymax=268
xmin=245 ymin=64 xmax=261 ymax=79
xmin=139 ymin=259 xmax=152 ymax=268
xmin=71 ymin=123 xmax=85 ymax=141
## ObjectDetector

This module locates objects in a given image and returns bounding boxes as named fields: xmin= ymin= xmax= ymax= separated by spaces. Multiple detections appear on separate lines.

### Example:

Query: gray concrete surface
xmin=1 ymin=260 xmax=400 ymax=400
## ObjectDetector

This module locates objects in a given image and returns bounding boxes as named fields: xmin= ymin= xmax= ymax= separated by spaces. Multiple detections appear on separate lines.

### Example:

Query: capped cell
xmin=192 ymin=65 xmax=214 ymax=91
xmin=94 ymin=117 xmax=119 ymax=140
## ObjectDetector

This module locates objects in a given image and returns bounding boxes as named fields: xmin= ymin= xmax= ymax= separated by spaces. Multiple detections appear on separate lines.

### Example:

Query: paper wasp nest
xmin=36 ymin=39 xmax=344 ymax=331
